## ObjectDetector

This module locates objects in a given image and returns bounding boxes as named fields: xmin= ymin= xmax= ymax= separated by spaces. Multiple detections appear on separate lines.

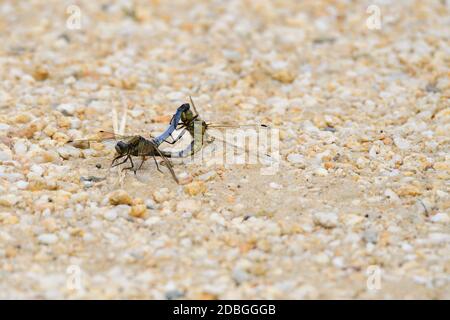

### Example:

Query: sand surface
xmin=0 ymin=0 xmax=449 ymax=299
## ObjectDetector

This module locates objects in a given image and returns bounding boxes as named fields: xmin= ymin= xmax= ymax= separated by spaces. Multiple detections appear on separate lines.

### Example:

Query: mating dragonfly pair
xmin=71 ymin=97 xmax=268 ymax=184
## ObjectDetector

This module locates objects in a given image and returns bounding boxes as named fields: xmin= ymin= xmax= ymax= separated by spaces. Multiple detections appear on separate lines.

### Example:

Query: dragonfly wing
xmin=69 ymin=131 xmax=136 ymax=149
xmin=97 ymin=131 xmax=136 ymax=142
xmin=207 ymin=133 xmax=274 ymax=162
xmin=73 ymin=131 xmax=136 ymax=142
xmin=206 ymin=123 xmax=270 ymax=129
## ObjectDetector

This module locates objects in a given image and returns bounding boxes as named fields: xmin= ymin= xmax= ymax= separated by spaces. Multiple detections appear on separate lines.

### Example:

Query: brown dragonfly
xmin=71 ymin=131 xmax=179 ymax=183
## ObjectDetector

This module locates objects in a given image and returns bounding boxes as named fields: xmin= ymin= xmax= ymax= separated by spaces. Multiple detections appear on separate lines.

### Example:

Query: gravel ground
xmin=0 ymin=0 xmax=449 ymax=299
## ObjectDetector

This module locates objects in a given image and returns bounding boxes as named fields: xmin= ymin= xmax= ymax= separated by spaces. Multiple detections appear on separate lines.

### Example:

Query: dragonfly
xmin=69 ymin=103 xmax=191 ymax=184
xmin=161 ymin=96 xmax=271 ymax=160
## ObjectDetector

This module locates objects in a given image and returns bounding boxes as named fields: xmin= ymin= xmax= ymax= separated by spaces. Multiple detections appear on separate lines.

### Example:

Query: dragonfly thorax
xmin=181 ymin=110 xmax=194 ymax=123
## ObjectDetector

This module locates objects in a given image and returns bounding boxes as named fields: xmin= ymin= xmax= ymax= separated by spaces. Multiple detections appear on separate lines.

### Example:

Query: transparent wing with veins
xmin=95 ymin=131 xmax=145 ymax=143
xmin=69 ymin=131 xmax=152 ymax=148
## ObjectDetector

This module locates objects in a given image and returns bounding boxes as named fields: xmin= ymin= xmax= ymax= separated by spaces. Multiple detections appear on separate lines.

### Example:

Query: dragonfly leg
xmin=152 ymin=155 xmax=163 ymax=173
xmin=129 ymin=156 xmax=146 ymax=175
xmin=111 ymin=155 xmax=122 ymax=167
xmin=122 ymin=155 xmax=134 ymax=171
xmin=164 ymin=133 xmax=176 ymax=144
xmin=111 ymin=155 xmax=128 ymax=168
xmin=121 ymin=155 xmax=135 ymax=172
xmin=164 ymin=128 xmax=188 ymax=145
xmin=137 ymin=156 xmax=146 ymax=170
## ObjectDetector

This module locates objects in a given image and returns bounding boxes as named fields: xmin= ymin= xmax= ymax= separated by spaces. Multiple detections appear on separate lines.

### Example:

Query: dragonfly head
xmin=179 ymin=103 xmax=190 ymax=112
xmin=115 ymin=141 xmax=128 ymax=155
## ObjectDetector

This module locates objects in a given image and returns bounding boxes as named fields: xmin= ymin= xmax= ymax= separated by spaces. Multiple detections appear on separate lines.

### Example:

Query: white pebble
xmin=144 ymin=216 xmax=161 ymax=226
xmin=393 ymin=136 xmax=410 ymax=150
xmin=222 ymin=50 xmax=241 ymax=61
xmin=96 ymin=65 xmax=112 ymax=76
xmin=13 ymin=141 xmax=28 ymax=155
xmin=56 ymin=103 xmax=77 ymax=116
xmin=369 ymin=146 xmax=378 ymax=159
xmin=332 ymin=257 xmax=344 ymax=268
xmin=0 ymin=194 xmax=20 ymax=207
xmin=287 ymin=153 xmax=304 ymax=164
xmin=104 ymin=209 xmax=118 ymax=221
xmin=430 ymin=213 xmax=449 ymax=223
xmin=314 ymin=253 xmax=330 ymax=264
xmin=232 ymin=267 xmax=250 ymax=284
xmin=401 ymin=243 xmax=413 ymax=252
xmin=30 ymin=164 xmax=44 ymax=176
xmin=209 ymin=212 xmax=226 ymax=226
xmin=38 ymin=233 xmax=58 ymax=245
xmin=271 ymin=60 xmax=288 ymax=70
xmin=313 ymin=211 xmax=339 ymax=228
xmin=0 ymin=150 xmax=12 ymax=161
xmin=63 ymin=76 xmax=76 ymax=85
xmin=427 ymin=233 xmax=450 ymax=244
xmin=384 ymin=188 xmax=400 ymax=201
xmin=269 ymin=182 xmax=283 ymax=189
xmin=0 ymin=172 xmax=24 ymax=182
xmin=198 ymin=171 xmax=217 ymax=181
xmin=435 ymin=190 xmax=447 ymax=198
xmin=180 ymin=238 xmax=192 ymax=248
xmin=16 ymin=180 xmax=29 ymax=189
xmin=57 ymin=146 xmax=81 ymax=160
xmin=70 ymin=118 xmax=81 ymax=129
xmin=314 ymin=167 xmax=328 ymax=176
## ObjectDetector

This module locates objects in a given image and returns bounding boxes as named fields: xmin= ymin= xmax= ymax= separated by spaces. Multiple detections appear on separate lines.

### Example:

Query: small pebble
xmin=384 ymin=188 xmax=400 ymax=201
xmin=269 ymin=182 xmax=283 ymax=189
xmin=0 ymin=150 xmax=12 ymax=162
xmin=184 ymin=181 xmax=207 ymax=196
xmin=144 ymin=216 xmax=161 ymax=226
xmin=363 ymin=228 xmax=379 ymax=244
xmin=130 ymin=205 xmax=148 ymax=218
xmin=232 ymin=268 xmax=250 ymax=284
xmin=57 ymin=146 xmax=81 ymax=160
xmin=198 ymin=171 xmax=217 ymax=182
xmin=30 ymin=164 xmax=44 ymax=176
xmin=314 ymin=168 xmax=329 ymax=176
xmin=0 ymin=195 xmax=20 ymax=207
xmin=430 ymin=213 xmax=449 ymax=223
xmin=313 ymin=212 xmax=338 ymax=228
xmin=153 ymin=188 xmax=172 ymax=203
xmin=108 ymin=189 xmax=133 ymax=206
xmin=13 ymin=141 xmax=27 ymax=155
xmin=393 ymin=136 xmax=410 ymax=150
xmin=104 ymin=209 xmax=118 ymax=221
xmin=287 ymin=153 xmax=304 ymax=164
xmin=56 ymin=103 xmax=77 ymax=116
xmin=16 ymin=180 xmax=29 ymax=190
xmin=37 ymin=233 xmax=58 ymax=245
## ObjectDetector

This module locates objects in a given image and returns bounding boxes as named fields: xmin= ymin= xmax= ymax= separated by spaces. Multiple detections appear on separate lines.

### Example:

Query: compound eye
xmin=115 ymin=141 xmax=126 ymax=154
